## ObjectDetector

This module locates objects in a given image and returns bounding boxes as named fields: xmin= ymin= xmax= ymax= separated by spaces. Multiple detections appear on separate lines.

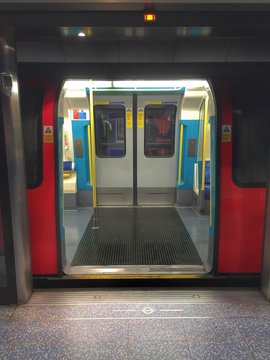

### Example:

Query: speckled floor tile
xmin=0 ymin=322 xmax=11 ymax=358
xmin=2 ymin=291 xmax=270 ymax=360
xmin=0 ymin=319 xmax=130 ymax=360
xmin=182 ymin=318 xmax=241 ymax=341
xmin=128 ymin=318 xmax=185 ymax=341
xmin=246 ymin=339 xmax=270 ymax=360
xmin=0 ymin=305 xmax=17 ymax=319
xmin=127 ymin=339 xmax=191 ymax=360
xmin=252 ymin=304 xmax=270 ymax=318
xmin=187 ymin=338 xmax=253 ymax=360
xmin=176 ymin=303 xmax=260 ymax=318
xmin=236 ymin=318 xmax=270 ymax=340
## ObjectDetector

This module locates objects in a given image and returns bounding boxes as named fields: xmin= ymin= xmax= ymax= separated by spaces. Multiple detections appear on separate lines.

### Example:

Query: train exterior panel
xmin=218 ymin=84 xmax=266 ymax=273
xmin=26 ymin=81 xmax=59 ymax=275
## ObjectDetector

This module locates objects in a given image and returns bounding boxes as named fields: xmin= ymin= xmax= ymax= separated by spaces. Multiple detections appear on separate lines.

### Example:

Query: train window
xmin=232 ymin=87 xmax=270 ymax=187
xmin=20 ymin=86 xmax=44 ymax=189
xmin=94 ymin=105 xmax=126 ymax=158
xmin=144 ymin=105 xmax=176 ymax=158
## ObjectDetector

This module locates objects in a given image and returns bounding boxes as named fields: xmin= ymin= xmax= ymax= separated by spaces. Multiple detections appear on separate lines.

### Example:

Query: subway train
xmin=1 ymin=2 xmax=270 ymax=304
xmin=12 ymin=76 xmax=266 ymax=282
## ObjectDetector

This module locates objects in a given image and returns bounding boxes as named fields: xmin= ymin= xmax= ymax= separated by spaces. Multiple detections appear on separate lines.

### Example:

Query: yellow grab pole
xmin=177 ymin=124 xmax=184 ymax=186
xmin=201 ymin=95 xmax=209 ymax=191
xmin=209 ymin=120 xmax=212 ymax=226
xmin=86 ymin=80 xmax=99 ymax=229
xmin=87 ymin=124 xmax=93 ymax=188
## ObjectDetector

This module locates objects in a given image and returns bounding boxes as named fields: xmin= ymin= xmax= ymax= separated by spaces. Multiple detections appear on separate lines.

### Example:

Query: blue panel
xmin=72 ymin=120 xmax=92 ymax=191
xmin=205 ymin=160 xmax=210 ymax=200
xmin=57 ymin=117 xmax=65 ymax=240
xmin=176 ymin=120 xmax=200 ymax=190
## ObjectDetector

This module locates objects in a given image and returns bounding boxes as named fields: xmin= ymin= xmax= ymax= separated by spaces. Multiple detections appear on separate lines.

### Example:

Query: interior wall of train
xmin=55 ymin=79 xmax=215 ymax=275
xmin=18 ymin=76 xmax=268 ymax=279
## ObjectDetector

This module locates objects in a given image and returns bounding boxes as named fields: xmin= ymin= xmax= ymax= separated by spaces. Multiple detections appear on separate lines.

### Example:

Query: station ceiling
xmin=1 ymin=2 xmax=270 ymax=77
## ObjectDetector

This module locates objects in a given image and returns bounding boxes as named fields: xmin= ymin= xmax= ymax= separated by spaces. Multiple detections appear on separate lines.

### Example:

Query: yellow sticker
xmin=138 ymin=109 xmax=144 ymax=128
xmin=94 ymin=101 xmax=109 ymax=105
xmin=222 ymin=125 xmax=232 ymax=143
xmin=146 ymin=101 xmax=162 ymax=105
xmin=126 ymin=108 xmax=133 ymax=128
xmin=44 ymin=126 xmax=54 ymax=144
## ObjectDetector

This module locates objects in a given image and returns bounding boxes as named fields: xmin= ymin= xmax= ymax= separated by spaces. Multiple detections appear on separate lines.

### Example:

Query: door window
xmin=94 ymin=105 xmax=126 ymax=158
xmin=144 ymin=105 xmax=176 ymax=157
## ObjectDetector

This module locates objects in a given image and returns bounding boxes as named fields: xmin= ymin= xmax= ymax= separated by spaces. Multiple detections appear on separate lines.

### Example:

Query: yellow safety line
xmin=70 ymin=274 xmax=203 ymax=280
xmin=87 ymin=80 xmax=98 ymax=208
xmin=201 ymin=96 xmax=209 ymax=191
xmin=177 ymin=124 xmax=184 ymax=186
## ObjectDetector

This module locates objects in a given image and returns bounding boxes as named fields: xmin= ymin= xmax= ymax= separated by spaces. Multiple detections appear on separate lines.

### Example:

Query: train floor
xmin=0 ymin=288 xmax=269 ymax=359
xmin=63 ymin=206 xmax=210 ymax=275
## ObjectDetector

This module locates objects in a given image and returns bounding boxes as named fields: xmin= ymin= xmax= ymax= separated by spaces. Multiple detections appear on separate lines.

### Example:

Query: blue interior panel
xmin=72 ymin=120 xmax=91 ymax=190
xmin=177 ymin=119 xmax=199 ymax=189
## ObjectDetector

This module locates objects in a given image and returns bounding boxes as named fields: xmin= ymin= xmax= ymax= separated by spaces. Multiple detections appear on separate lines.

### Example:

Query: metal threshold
xmin=64 ymin=264 xmax=208 ymax=278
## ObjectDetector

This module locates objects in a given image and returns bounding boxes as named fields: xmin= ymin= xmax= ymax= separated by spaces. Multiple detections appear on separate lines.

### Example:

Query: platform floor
xmin=0 ymin=288 xmax=270 ymax=359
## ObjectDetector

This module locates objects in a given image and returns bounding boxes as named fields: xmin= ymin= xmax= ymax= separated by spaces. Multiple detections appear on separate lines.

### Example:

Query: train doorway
xmin=57 ymin=80 xmax=216 ymax=277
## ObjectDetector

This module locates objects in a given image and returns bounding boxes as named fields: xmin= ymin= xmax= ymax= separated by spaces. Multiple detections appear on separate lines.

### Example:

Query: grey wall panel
xmin=16 ymin=38 xmax=270 ymax=64
xmin=119 ymin=41 xmax=174 ymax=62
xmin=62 ymin=41 xmax=119 ymax=63
xmin=228 ymin=40 xmax=270 ymax=62
xmin=173 ymin=39 xmax=231 ymax=62
xmin=16 ymin=40 xmax=64 ymax=62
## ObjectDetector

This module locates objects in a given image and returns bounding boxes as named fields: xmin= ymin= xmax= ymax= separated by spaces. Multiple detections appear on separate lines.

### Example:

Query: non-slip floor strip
xmin=71 ymin=207 xmax=202 ymax=266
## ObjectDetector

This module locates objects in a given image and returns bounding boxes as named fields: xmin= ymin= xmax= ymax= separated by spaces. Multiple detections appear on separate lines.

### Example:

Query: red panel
xmin=218 ymin=84 xmax=266 ymax=273
xmin=27 ymin=80 xmax=58 ymax=275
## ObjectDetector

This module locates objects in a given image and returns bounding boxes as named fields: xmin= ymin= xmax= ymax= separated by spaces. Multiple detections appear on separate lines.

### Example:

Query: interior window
xmin=94 ymin=105 xmax=126 ymax=158
xmin=144 ymin=105 xmax=176 ymax=158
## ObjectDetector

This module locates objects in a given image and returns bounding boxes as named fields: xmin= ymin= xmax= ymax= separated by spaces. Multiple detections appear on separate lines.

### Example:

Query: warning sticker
xmin=222 ymin=125 xmax=232 ymax=143
xmin=126 ymin=108 xmax=133 ymax=129
xmin=138 ymin=108 xmax=144 ymax=128
xmin=44 ymin=126 xmax=54 ymax=144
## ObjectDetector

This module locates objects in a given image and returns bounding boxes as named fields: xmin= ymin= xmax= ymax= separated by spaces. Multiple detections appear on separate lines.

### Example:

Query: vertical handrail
xmin=201 ymin=95 xmax=209 ymax=191
xmin=87 ymin=124 xmax=93 ymax=187
xmin=86 ymin=80 xmax=99 ymax=229
xmin=177 ymin=123 xmax=184 ymax=186
xmin=209 ymin=115 xmax=212 ymax=226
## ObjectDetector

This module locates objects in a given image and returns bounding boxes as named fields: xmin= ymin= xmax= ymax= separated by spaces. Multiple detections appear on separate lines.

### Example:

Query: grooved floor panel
xmin=71 ymin=207 xmax=202 ymax=266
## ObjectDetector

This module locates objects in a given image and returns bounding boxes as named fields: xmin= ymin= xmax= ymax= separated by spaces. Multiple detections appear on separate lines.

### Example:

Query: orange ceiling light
xmin=144 ymin=12 xmax=156 ymax=23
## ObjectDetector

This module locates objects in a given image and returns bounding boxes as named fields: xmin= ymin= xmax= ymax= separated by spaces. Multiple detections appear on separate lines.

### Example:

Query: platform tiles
xmin=0 ymin=288 xmax=270 ymax=359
